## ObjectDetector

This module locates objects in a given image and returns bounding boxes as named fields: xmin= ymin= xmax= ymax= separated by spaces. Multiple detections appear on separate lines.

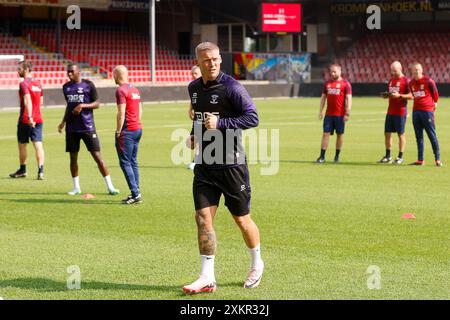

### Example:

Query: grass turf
xmin=0 ymin=97 xmax=448 ymax=300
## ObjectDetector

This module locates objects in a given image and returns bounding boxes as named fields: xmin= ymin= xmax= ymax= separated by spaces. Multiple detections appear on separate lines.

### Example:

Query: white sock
xmin=73 ymin=176 xmax=80 ymax=190
xmin=200 ymin=255 xmax=215 ymax=282
xmin=104 ymin=175 xmax=114 ymax=190
xmin=249 ymin=244 xmax=263 ymax=269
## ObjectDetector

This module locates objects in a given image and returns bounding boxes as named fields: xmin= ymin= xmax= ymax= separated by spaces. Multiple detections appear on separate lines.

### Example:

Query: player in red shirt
xmin=404 ymin=62 xmax=441 ymax=166
xmin=113 ymin=65 xmax=143 ymax=204
xmin=378 ymin=61 xmax=410 ymax=165
xmin=9 ymin=61 xmax=45 ymax=180
xmin=317 ymin=64 xmax=352 ymax=163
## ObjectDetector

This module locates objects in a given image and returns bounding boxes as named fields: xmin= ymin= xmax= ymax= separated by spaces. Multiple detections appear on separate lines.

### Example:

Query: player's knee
xmin=233 ymin=215 xmax=251 ymax=229
xmin=195 ymin=210 xmax=212 ymax=227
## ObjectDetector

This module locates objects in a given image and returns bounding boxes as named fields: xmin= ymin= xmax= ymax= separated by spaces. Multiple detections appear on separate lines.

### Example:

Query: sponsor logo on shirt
xmin=194 ymin=111 xmax=220 ymax=123
xmin=31 ymin=85 xmax=42 ymax=92
xmin=67 ymin=95 xmax=85 ymax=103
xmin=413 ymin=90 xmax=426 ymax=98
xmin=389 ymin=86 xmax=400 ymax=93
xmin=327 ymin=88 xmax=341 ymax=95
xmin=131 ymin=93 xmax=140 ymax=100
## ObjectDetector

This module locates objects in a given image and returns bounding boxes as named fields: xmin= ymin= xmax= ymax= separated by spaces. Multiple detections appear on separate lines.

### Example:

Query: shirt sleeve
xmin=428 ymin=78 xmax=439 ymax=103
xmin=116 ymin=87 xmax=127 ymax=105
xmin=403 ymin=77 xmax=410 ymax=94
xmin=217 ymin=81 xmax=259 ymax=130
xmin=345 ymin=81 xmax=352 ymax=95
xmin=20 ymin=81 xmax=30 ymax=96
xmin=323 ymin=82 xmax=328 ymax=95
xmin=88 ymin=81 xmax=99 ymax=101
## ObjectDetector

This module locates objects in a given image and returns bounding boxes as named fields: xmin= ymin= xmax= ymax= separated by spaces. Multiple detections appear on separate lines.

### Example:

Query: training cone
xmin=83 ymin=193 xmax=95 ymax=200
xmin=402 ymin=213 xmax=416 ymax=219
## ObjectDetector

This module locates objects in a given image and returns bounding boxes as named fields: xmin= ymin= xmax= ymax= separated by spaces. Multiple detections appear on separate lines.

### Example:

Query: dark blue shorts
xmin=17 ymin=123 xmax=43 ymax=144
xmin=385 ymin=114 xmax=406 ymax=134
xmin=323 ymin=116 xmax=345 ymax=135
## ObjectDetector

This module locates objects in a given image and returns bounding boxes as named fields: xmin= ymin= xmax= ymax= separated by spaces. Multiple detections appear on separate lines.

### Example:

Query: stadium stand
xmin=332 ymin=32 xmax=450 ymax=83
xmin=23 ymin=25 xmax=195 ymax=83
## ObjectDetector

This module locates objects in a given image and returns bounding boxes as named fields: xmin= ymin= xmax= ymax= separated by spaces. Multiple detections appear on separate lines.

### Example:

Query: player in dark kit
xmin=113 ymin=65 xmax=143 ymax=205
xmin=378 ymin=61 xmax=410 ymax=165
xmin=58 ymin=63 xmax=120 ymax=195
xmin=9 ymin=60 xmax=45 ymax=180
xmin=183 ymin=42 xmax=264 ymax=295
xmin=317 ymin=64 xmax=352 ymax=163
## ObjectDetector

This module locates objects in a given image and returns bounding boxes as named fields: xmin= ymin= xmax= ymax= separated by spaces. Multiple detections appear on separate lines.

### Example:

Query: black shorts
xmin=66 ymin=131 xmax=101 ymax=153
xmin=193 ymin=164 xmax=251 ymax=216
xmin=17 ymin=123 xmax=43 ymax=144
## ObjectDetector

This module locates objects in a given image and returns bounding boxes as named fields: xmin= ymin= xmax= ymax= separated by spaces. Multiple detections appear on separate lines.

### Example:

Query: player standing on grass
xmin=113 ymin=65 xmax=143 ymax=205
xmin=406 ymin=62 xmax=442 ymax=166
xmin=183 ymin=42 xmax=264 ymax=294
xmin=9 ymin=61 xmax=45 ymax=180
xmin=378 ymin=61 xmax=410 ymax=165
xmin=316 ymin=64 xmax=352 ymax=163
xmin=58 ymin=63 xmax=120 ymax=195
xmin=187 ymin=65 xmax=202 ymax=170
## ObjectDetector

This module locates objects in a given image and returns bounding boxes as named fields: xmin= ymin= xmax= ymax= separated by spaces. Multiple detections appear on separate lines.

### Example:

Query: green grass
xmin=0 ymin=97 xmax=448 ymax=300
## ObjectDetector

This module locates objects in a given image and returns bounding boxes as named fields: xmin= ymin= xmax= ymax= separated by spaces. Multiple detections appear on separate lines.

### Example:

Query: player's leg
xmin=183 ymin=205 xmax=218 ymax=295
xmin=411 ymin=111 xmax=424 ymax=165
xmin=224 ymin=164 xmax=264 ymax=289
xmin=32 ymin=141 xmax=45 ymax=179
xmin=85 ymin=132 xmax=119 ymax=194
xmin=183 ymin=168 xmax=221 ymax=294
xmin=334 ymin=116 xmax=345 ymax=162
xmin=130 ymin=130 xmax=142 ymax=196
xmin=10 ymin=124 xmax=29 ymax=178
xmin=31 ymin=124 xmax=45 ymax=179
xmin=423 ymin=112 xmax=442 ymax=166
xmin=116 ymin=131 xmax=139 ymax=203
xmin=394 ymin=115 xmax=407 ymax=164
xmin=68 ymin=152 xmax=81 ymax=195
xmin=66 ymin=132 xmax=82 ymax=194
xmin=317 ymin=116 xmax=332 ymax=163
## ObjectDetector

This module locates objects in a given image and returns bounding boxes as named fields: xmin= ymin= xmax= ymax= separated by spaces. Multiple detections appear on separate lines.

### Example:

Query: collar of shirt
xmin=202 ymin=72 xmax=224 ymax=88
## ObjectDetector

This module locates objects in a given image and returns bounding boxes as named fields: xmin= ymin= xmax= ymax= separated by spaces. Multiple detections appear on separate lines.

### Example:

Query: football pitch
xmin=0 ymin=97 xmax=448 ymax=300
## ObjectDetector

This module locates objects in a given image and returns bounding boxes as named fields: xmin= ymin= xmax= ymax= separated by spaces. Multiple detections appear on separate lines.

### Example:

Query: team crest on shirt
xmin=77 ymin=88 xmax=84 ymax=94
xmin=396 ymin=82 xmax=400 ymax=87
xmin=336 ymin=83 xmax=341 ymax=88
xmin=420 ymin=84 xmax=424 ymax=90
xmin=210 ymin=94 xmax=219 ymax=104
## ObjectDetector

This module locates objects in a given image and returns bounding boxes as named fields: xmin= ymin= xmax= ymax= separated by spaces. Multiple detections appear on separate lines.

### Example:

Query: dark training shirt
xmin=62 ymin=79 xmax=98 ymax=133
xmin=188 ymin=72 xmax=259 ymax=168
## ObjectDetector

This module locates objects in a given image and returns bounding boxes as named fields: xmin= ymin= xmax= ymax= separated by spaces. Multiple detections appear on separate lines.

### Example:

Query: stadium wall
xmin=0 ymin=83 xmax=292 ymax=108
xmin=1 ymin=83 xmax=450 ymax=109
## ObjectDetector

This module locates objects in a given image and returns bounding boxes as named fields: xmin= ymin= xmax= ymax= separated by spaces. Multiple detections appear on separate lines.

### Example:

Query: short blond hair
xmin=195 ymin=42 xmax=220 ymax=58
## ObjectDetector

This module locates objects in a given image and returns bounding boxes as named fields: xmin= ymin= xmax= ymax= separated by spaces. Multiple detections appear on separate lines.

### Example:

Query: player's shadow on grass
xmin=279 ymin=160 xmax=387 ymax=167
xmin=0 ymin=277 xmax=179 ymax=293
xmin=5 ymin=198 xmax=118 ymax=205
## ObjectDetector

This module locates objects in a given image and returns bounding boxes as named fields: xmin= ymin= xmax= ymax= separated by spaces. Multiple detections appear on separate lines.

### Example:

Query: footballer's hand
xmin=58 ymin=122 xmax=65 ymax=133
xmin=318 ymin=112 xmax=324 ymax=120
xmin=390 ymin=92 xmax=400 ymax=99
xmin=72 ymin=104 xmax=83 ymax=115
xmin=205 ymin=112 xmax=218 ymax=129
xmin=188 ymin=105 xmax=195 ymax=120
xmin=28 ymin=119 xmax=36 ymax=128
xmin=186 ymin=135 xmax=196 ymax=150
xmin=380 ymin=92 xmax=390 ymax=99
xmin=344 ymin=114 xmax=350 ymax=122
